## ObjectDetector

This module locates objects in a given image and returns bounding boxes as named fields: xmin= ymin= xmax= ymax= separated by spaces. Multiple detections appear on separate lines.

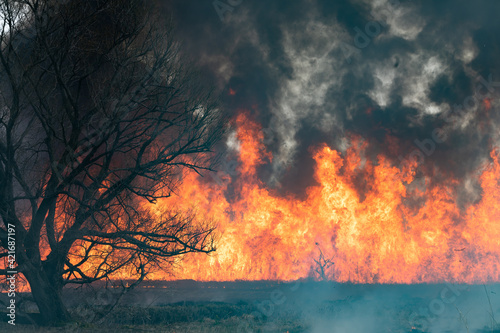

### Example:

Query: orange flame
xmin=146 ymin=112 xmax=500 ymax=283
xmin=483 ymin=98 xmax=491 ymax=110
xmin=8 ymin=112 xmax=497 ymax=287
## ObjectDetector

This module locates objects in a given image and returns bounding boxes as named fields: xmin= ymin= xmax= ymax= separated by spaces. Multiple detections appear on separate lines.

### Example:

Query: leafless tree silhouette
xmin=313 ymin=243 xmax=334 ymax=281
xmin=0 ymin=0 xmax=225 ymax=324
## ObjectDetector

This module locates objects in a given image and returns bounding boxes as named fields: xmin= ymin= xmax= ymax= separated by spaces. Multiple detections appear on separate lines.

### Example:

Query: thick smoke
xmin=164 ymin=0 xmax=500 ymax=204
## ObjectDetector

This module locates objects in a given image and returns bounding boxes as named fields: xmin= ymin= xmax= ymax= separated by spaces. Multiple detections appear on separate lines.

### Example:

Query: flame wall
xmin=148 ymin=112 xmax=500 ymax=283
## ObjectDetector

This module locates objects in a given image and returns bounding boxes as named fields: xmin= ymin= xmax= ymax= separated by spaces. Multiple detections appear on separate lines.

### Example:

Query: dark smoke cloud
xmin=164 ymin=0 xmax=500 ymax=203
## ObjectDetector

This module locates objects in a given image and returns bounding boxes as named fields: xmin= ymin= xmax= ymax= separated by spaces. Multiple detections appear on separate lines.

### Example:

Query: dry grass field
xmin=1 ymin=281 xmax=500 ymax=332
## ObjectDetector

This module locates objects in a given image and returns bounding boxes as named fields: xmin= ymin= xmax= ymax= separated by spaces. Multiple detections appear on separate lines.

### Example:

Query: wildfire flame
xmin=146 ymin=112 xmax=500 ymax=283
xmin=12 ymin=111 xmax=496 ymax=288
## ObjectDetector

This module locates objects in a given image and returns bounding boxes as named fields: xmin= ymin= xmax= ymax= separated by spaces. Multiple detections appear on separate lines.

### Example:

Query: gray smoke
xmin=165 ymin=0 xmax=500 ymax=203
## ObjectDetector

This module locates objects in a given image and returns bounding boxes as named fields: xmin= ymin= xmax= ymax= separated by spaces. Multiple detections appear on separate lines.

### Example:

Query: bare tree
xmin=313 ymin=243 xmax=334 ymax=281
xmin=0 ymin=0 xmax=224 ymax=325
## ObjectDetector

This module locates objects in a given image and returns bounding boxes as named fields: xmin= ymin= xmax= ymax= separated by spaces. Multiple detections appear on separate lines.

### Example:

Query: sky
xmin=164 ymin=0 xmax=500 ymax=205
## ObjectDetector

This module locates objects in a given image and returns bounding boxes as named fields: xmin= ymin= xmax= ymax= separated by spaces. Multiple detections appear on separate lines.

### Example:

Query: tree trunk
xmin=23 ymin=269 xmax=70 ymax=325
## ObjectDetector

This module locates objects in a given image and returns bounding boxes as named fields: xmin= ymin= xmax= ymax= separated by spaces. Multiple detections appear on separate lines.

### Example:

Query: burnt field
xmin=1 ymin=281 xmax=500 ymax=332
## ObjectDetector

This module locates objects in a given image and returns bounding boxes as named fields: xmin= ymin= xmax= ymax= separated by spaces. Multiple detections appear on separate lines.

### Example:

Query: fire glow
xmin=141 ymin=112 xmax=500 ymax=284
